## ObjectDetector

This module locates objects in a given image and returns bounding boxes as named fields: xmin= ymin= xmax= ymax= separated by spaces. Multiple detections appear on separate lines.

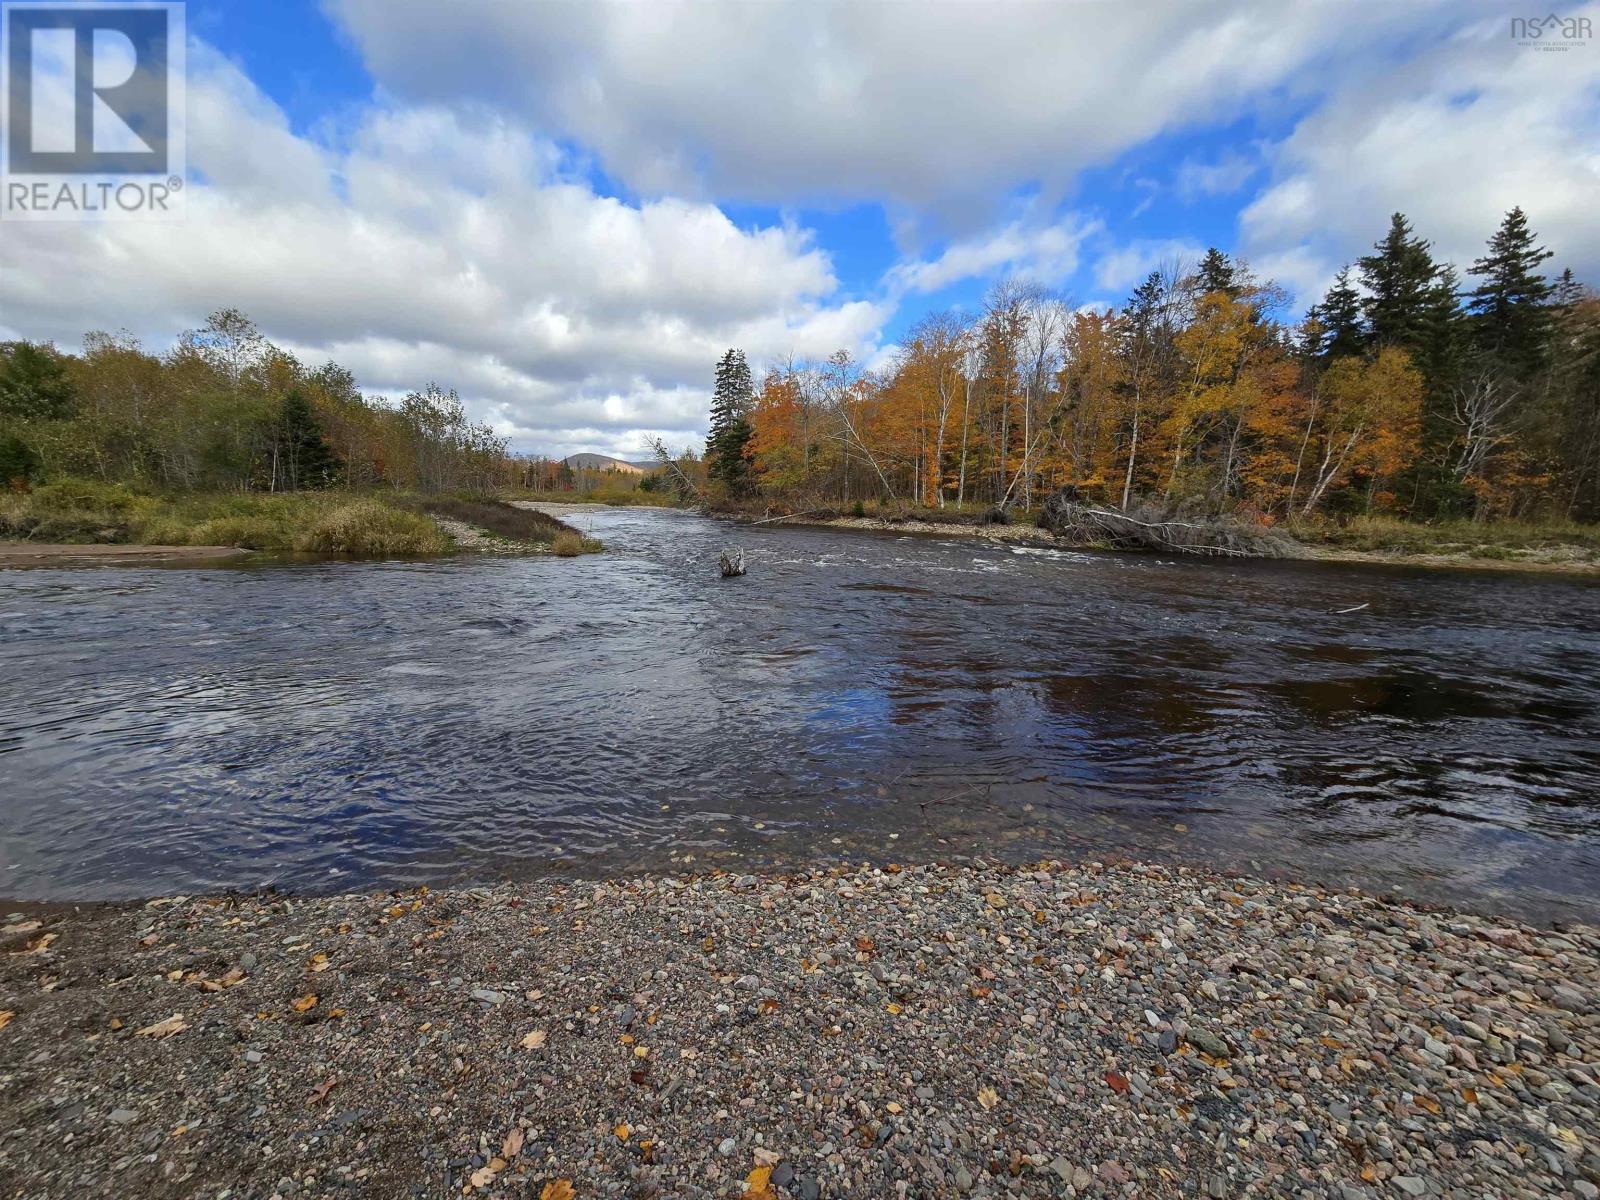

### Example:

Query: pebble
xmin=3 ymin=860 xmax=1596 ymax=1200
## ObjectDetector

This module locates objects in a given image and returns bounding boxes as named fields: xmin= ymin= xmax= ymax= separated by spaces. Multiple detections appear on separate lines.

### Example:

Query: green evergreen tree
xmin=1551 ymin=267 xmax=1584 ymax=309
xmin=1468 ymin=206 xmax=1554 ymax=373
xmin=706 ymin=348 xmax=754 ymax=494
xmin=1194 ymin=247 xmax=1238 ymax=297
xmin=277 ymin=389 xmax=341 ymax=489
xmin=0 ymin=341 xmax=75 ymax=420
xmin=1313 ymin=266 xmax=1366 ymax=360
xmin=0 ymin=435 xmax=41 ymax=487
xmin=1359 ymin=213 xmax=1443 ymax=351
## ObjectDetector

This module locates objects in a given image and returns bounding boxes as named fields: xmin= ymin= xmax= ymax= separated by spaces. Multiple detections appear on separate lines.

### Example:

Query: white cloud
xmin=885 ymin=214 xmax=1101 ymax=296
xmin=1240 ymin=4 xmax=1600 ymax=309
xmin=1175 ymin=151 xmax=1257 ymax=200
xmin=324 ymin=0 xmax=1464 ymax=219
xmin=1092 ymin=238 xmax=1206 ymax=293
xmin=0 ymin=44 xmax=887 ymax=457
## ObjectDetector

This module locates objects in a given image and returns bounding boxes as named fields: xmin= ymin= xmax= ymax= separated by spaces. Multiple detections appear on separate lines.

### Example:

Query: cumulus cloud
xmin=1092 ymin=238 xmax=1206 ymax=293
xmin=0 ymin=44 xmax=887 ymax=456
xmin=324 ymin=0 xmax=1462 ymax=220
xmin=1240 ymin=4 xmax=1600 ymax=308
xmin=885 ymin=214 xmax=1101 ymax=296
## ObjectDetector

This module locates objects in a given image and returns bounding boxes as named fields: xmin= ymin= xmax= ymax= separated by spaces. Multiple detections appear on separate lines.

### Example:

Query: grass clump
xmin=1 ymin=481 xmax=448 ymax=556
xmin=550 ymin=530 xmax=603 ymax=557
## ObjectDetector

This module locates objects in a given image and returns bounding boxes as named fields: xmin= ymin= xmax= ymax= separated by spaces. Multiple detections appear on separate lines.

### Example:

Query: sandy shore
xmin=2 ymin=859 xmax=1595 ymax=1199
xmin=0 ymin=543 xmax=247 ymax=567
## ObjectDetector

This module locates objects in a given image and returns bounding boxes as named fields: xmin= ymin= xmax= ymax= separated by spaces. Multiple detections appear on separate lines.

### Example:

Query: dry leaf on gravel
xmin=0 ymin=1010 xmax=14 ymax=1031
xmin=1104 ymin=1071 xmax=1130 ymax=1094
xmin=502 ymin=1127 xmax=525 ymax=1159
xmin=135 ymin=1013 xmax=189 ymax=1038
xmin=7 ymin=920 xmax=40 ymax=934
xmin=976 ymin=1086 xmax=999 ymax=1111
xmin=15 ymin=932 xmax=57 ymax=955
xmin=521 ymin=1028 xmax=548 ymax=1049
xmin=746 ymin=1165 xmax=774 ymax=1199
xmin=470 ymin=1158 xmax=505 ymax=1189
xmin=309 ymin=1078 xmax=338 ymax=1105
xmin=290 ymin=994 xmax=318 ymax=1013
xmin=540 ymin=1180 xmax=574 ymax=1200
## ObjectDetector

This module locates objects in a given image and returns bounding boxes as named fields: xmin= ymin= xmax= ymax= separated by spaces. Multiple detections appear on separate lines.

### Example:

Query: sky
xmin=1 ymin=0 xmax=1597 ymax=460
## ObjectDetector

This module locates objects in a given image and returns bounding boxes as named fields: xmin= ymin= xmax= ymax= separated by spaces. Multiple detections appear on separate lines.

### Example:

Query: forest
xmin=709 ymin=209 xmax=1600 ymax=526
xmin=0 ymin=308 xmax=523 ymax=497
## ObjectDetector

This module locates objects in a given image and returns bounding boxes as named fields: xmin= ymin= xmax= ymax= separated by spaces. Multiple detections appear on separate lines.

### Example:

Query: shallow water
xmin=2 ymin=508 xmax=1598 ymax=920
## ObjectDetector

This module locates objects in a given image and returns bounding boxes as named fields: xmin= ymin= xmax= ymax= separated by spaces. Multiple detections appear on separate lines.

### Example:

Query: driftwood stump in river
xmin=719 ymin=547 xmax=747 ymax=577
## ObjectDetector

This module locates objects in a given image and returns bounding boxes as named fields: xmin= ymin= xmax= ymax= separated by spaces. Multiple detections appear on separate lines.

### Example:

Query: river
xmin=2 ymin=507 xmax=1598 ymax=921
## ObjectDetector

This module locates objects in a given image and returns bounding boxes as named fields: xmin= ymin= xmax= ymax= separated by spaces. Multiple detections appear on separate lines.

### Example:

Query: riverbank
xmin=2 ymin=860 xmax=1595 ymax=1200
xmin=0 ymin=542 xmax=249 ymax=565
xmin=729 ymin=507 xmax=1600 ymax=576
xmin=0 ymin=482 xmax=601 ymax=561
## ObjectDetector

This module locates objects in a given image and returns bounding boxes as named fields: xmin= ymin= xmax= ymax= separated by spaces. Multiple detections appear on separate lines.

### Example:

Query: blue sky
xmin=3 ymin=1 xmax=1597 ymax=457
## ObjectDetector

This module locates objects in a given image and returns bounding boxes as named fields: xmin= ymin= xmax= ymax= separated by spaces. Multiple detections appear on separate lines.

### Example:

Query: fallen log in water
xmin=1036 ymin=491 xmax=1304 ymax=559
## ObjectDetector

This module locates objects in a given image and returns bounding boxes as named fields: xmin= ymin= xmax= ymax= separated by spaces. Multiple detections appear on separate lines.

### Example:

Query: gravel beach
xmin=2 ymin=859 xmax=1597 ymax=1200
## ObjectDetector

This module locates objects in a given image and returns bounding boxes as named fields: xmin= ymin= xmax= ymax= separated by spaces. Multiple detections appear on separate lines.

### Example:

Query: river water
xmin=2 ymin=507 xmax=1598 ymax=920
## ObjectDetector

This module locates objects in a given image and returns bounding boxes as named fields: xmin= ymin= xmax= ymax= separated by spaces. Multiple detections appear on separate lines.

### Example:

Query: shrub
xmin=300 ymin=500 xmax=450 ymax=556
xmin=550 ymin=530 xmax=602 ymax=556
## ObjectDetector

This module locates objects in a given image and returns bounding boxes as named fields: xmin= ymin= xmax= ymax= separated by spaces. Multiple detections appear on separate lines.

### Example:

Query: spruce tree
xmin=1195 ymin=248 xmax=1237 ymax=297
xmin=1359 ymin=213 xmax=1443 ymax=350
xmin=705 ymin=348 xmax=754 ymax=495
xmin=278 ymin=389 xmax=340 ymax=489
xmin=1551 ymin=267 xmax=1584 ymax=309
xmin=1468 ymin=206 xmax=1554 ymax=372
xmin=1315 ymin=266 xmax=1366 ymax=360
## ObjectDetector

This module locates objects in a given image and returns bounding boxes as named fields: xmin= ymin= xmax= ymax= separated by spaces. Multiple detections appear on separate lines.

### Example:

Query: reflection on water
xmin=2 ymin=507 xmax=1599 ymax=921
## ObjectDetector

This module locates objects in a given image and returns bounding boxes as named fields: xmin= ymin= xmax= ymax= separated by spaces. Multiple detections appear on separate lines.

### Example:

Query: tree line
xmin=0 ymin=309 xmax=517 ymax=495
xmin=706 ymin=208 xmax=1600 ymax=523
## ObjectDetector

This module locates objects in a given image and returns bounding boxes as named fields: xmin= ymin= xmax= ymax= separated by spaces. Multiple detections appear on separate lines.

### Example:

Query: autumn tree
xmin=1296 ymin=348 xmax=1423 ymax=514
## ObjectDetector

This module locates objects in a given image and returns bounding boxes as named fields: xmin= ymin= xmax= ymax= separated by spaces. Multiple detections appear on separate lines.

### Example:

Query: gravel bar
xmin=2 ymin=859 xmax=1597 ymax=1199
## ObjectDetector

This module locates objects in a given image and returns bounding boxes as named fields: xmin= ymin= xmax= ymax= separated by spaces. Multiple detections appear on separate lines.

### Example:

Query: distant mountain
xmin=563 ymin=453 xmax=660 ymax=474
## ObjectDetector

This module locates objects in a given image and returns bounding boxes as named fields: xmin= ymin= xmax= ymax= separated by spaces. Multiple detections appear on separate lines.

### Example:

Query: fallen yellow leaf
xmin=977 ymin=1085 xmax=999 ymax=1111
xmin=0 ymin=1010 xmax=13 ymax=1031
xmin=746 ymin=1164 xmax=774 ymax=1198
xmin=16 ymin=932 xmax=57 ymax=955
xmin=633 ymin=1044 xmax=648 ymax=1059
xmin=521 ymin=1029 xmax=548 ymax=1049
xmin=614 ymin=1123 xmax=631 ymax=1141
xmin=886 ymin=1002 xmax=903 ymax=1015
xmin=540 ymin=1180 xmax=574 ymax=1200
xmin=502 ymin=1127 xmax=525 ymax=1159
xmin=290 ymin=994 xmax=318 ymax=1013
xmin=134 ymin=1013 xmax=189 ymax=1038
